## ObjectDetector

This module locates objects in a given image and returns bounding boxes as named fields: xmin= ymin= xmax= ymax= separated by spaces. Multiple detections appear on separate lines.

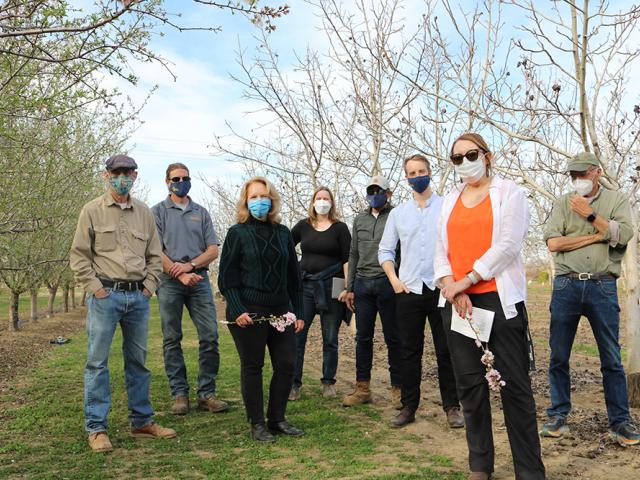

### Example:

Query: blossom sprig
xmin=467 ymin=315 xmax=506 ymax=392
xmin=222 ymin=312 xmax=297 ymax=332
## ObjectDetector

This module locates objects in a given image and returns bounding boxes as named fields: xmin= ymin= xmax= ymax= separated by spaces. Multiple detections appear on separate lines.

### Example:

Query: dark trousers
xmin=441 ymin=292 xmax=545 ymax=480
xmin=228 ymin=305 xmax=295 ymax=425
xmin=395 ymin=284 xmax=459 ymax=412
xmin=353 ymin=276 xmax=402 ymax=386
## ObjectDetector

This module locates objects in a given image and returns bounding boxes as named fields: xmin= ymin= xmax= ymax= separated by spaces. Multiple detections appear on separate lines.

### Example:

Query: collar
xmin=368 ymin=203 xmax=391 ymax=215
xmin=585 ymin=186 xmax=603 ymax=204
xmin=103 ymin=190 xmax=132 ymax=208
xmin=163 ymin=195 xmax=194 ymax=211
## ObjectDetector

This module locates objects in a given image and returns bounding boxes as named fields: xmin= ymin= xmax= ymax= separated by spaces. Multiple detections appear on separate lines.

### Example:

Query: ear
xmin=102 ymin=171 xmax=110 ymax=182
xmin=386 ymin=190 xmax=392 ymax=198
xmin=132 ymin=171 xmax=138 ymax=181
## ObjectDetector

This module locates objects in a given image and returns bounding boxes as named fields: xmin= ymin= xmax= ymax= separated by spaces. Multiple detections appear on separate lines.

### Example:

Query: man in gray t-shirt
xmin=151 ymin=162 xmax=228 ymax=415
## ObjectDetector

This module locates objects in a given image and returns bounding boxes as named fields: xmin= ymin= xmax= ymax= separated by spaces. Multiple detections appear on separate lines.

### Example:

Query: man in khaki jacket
xmin=70 ymin=154 xmax=176 ymax=452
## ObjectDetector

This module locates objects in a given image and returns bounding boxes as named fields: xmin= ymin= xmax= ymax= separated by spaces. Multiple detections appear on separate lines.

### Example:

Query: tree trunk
xmin=80 ymin=291 xmax=87 ymax=307
xmin=30 ymin=288 xmax=39 ymax=322
xmin=10 ymin=290 xmax=20 ymax=331
xmin=46 ymin=283 xmax=58 ymax=318
xmin=70 ymin=285 xmax=77 ymax=309
xmin=624 ymin=215 xmax=640 ymax=407
xmin=62 ymin=283 xmax=70 ymax=313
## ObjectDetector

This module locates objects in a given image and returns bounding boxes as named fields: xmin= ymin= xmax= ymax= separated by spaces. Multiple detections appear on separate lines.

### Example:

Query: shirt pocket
xmin=129 ymin=229 xmax=149 ymax=257
xmin=93 ymin=225 xmax=117 ymax=253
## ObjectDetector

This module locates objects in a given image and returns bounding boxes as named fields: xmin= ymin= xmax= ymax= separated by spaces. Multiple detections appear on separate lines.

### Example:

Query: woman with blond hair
xmin=435 ymin=133 xmax=545 ymax=479
xmin=218 ymin=176 xmax=305 ymax=442
xmin=289 ymin=186 xmax=351 ymax=400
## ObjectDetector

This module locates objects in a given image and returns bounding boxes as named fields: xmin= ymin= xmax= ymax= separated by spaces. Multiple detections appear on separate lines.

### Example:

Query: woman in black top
xmin=218 ymin=176 xmax=305 ymax=442
xmin=289 ymin=186 xmax=351 ymax=400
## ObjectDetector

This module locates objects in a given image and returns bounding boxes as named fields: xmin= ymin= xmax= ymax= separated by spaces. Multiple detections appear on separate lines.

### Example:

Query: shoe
xmin=87 ymin=431 xmax=113 ymax=452
xmin=609 ymin=422 xmax=640 ymax=447
xmin=170 ymin=396 xmax=189 ymax=415
xmin=288 ymin=386 xmax=301 ymax=401
xmin=342 ymin=381 xmax=372 ymax=407
xmin=390 ymin=386 xmax=402 ymax=410
xmin=322 ymin=384 xmax=337 ymax=398
xmin=197 ymin=393 xmax=229 ymax=413
xmin=251 ymin=422 xmax=276 ymax=442
xmin=268 ymin=420 xmax=305 ymax=437
xmin=469 ymin=472 xmax=492 ymax=480
xmin=131 ymin=422 xmax=177 ymax=439
xmin=391 ymin=407 xmax=415 ymax=428
xmin=539 ymin=416 xmax=569 ymax=438
xmin=446 ymin=406 xmax=465 ymax=429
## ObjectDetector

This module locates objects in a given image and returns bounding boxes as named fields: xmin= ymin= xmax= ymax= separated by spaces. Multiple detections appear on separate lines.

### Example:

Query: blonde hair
xmin=235 ymin=176 xmax=282 ymax=224
xmin=307 ymin=186 xmax=340 ymax=225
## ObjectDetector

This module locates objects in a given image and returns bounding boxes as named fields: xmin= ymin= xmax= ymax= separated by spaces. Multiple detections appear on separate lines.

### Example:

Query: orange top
xmin=447 ymin=194 xmax=497 ymax=294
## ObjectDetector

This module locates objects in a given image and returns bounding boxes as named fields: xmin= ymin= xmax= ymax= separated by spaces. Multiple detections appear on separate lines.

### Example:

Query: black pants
xmin=228 ymin=305 xmax=295 ymax=425
xmin=441 ymin=292 xmax=545 ymax=480
xmin=395 ymin=285 xmax=459 ymax=412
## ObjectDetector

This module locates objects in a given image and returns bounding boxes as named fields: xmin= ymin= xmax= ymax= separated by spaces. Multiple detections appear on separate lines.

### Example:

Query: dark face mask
xmin=408 ymin=175 xmax=431 ymax=193
xmin=366 ymin=193 xmax=387 ymax=209
xmin=169 ymin=180 xmax=191 ymax=198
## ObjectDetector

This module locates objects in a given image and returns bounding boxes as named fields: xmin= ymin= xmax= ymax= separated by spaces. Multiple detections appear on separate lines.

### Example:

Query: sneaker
xmin=322 ymin=384 xmax=337 ymax=398
xmin=446 ymin=406 xmax=465 ymax=429
xmin=131 ymin=422 xmax=177 ymax=439
xmin=197 ymin=393 xmax=229 ymax=413
xmin=288 ymin=386 xmax=301 ymax=401
xmin=170 ymin=396 xmax=189 ymax=415
xmin=539 ymin=416 xmax=569 ymax=438
xmin=609 ymin=422 xmax=640 ymax=447
xmin=87 ymin=431 xmax=113 ymax=452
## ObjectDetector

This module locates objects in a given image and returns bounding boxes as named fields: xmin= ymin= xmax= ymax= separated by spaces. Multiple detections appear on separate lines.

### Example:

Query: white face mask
xmin=572 ymin=178 xmax=594 ymax=197
xmin=455 ymin=156 xmax=486 ymax=183
xmin=314 ymin=199 xmax=331 ymax=215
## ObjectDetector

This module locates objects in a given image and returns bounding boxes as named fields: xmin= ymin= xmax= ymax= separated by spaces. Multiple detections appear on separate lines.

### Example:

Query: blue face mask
xmin=169 ymin=180 xmax=191 ymax=198
xmin=408 ymin=175 xmax=430 ymax=193
xmin=366 ymin=193 xmax=388 ymax=209
xmin=109 ymin=175 xmax=134 ymax=196
xmin=248 ymin=198 xmax=271 ymax=219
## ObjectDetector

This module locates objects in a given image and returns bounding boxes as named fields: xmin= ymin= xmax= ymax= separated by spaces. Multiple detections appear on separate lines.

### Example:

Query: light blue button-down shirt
xmin=378 ymin=194 xmax=443 ymax=294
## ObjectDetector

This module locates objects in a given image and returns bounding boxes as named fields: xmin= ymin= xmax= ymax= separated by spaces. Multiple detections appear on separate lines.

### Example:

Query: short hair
xmin=450 ymin=132 xmax=491 ymax=156
xmin=307 ymin=186 xmax=340 ymax=225
xmin=403 ymin=154 xmax=431 ymax=174
xmin=166 ymin=162 xmax=190 ymax=180
xmin=235 ymin=176 xmax=282 ymax=224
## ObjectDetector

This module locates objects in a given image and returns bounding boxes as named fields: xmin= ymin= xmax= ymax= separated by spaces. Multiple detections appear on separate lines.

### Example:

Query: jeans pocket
xmin=94 ymin=288 xmax=113 ymax=299
xmin=552 ymin=275 xmax=570 ymax=291
xmin=597 ymin=279 xmax=617 ymax=296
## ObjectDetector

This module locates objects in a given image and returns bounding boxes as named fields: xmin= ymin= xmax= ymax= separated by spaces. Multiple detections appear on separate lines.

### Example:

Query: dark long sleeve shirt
xmin=291 ymin=219 xmax=351 ymax=276
xmin=218 ymin=218 xmax=304 ymax=321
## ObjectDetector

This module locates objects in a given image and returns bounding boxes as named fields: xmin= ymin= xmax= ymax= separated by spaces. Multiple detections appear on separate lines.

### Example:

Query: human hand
xmin=178 ymin=273 xmax=203 ymax=286
xmin=294 ymin=319 xmax=305 ymax=333
xmin=441 ymin=280 xmax=468 ymax=303
xmin=569 ymin=194 xmax=594 ymax=218
xmin=169 ymin=262 xmax=193 ymax=278
xmin=344 ymin=292 xmax=355 ymax=312
xmin=391 ymin=278 xmax=410 ymax=294
xmin=453 ymin=293 xmax=473 ymax=319
xmin=142 ymin=288 xmax=152 ymax=298
xmin=235 ymin=312 xmax=254 ymax=328
xmin=94 ymin=288 xmax=110 ymax=299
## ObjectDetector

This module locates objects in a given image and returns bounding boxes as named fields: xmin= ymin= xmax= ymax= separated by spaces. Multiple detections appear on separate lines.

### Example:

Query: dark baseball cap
xmin=105 ymin=154 xmax=138 ymax=171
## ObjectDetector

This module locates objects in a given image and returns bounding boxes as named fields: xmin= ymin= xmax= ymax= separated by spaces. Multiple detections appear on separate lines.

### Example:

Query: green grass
xmin=0 ymin=288 xmax=65 ymax=321
xmin=0 ymin=299 xmax=462 ymax=479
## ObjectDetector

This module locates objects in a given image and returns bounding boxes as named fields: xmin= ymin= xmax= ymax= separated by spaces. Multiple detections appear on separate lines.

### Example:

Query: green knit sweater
xmin=218 ymin=217 xmax=304 ymax=321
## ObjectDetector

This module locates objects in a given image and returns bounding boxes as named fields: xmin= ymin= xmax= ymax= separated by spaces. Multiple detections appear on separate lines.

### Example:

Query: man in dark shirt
xmin=343 ymin=175 xmax=402 ymax=408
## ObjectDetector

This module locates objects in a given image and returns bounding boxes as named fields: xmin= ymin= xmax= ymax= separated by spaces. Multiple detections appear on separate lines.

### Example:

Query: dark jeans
xmin=442 ymin=292 xmax=545 ymax=480
xmin=293 ymin=278 xmax=343 ymax=387
xmin=353 ymin=276 xmax=402 ymax=386
xmin=157 ymin=273 xmax=220 ymax=398
xmin=395 ymin=284 xmax=459 ymax=412
xmin=228 ymin=304 xmax=295 ymax=425
xmin=547 ymin=275 xmax=630 ymax=427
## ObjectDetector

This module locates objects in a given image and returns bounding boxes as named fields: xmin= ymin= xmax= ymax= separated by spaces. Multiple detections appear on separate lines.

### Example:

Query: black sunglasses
xmin=170 ymin=176 xmax=191 ymax=183
xmin=450 ymin=149 xmax=485 ymax=166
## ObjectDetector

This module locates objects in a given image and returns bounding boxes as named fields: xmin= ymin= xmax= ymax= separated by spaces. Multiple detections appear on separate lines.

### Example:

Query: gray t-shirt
xmin=151 ymin=196 xmax=219 ymax=264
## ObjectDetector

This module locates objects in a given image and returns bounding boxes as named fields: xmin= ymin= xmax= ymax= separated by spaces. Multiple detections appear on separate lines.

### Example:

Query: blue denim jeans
xmin=353 ymin=276 xmax=402 ymax=386
xmin=156 ymin=273 xmax=220 ymax=398
xmin=547 ymin=275 xmax=630 ymax=427
xmin=293 ymin=278 xmax=343 ymax=387
xmin=84 ymin=289 xmax=153 ymax=434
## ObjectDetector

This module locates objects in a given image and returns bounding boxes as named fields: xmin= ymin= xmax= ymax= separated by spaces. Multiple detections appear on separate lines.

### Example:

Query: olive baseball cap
xmin=367 ymin=174 xmax=391 ymax=191
xmin=567 ymin=152 xmax=599 ymax=172
xmin=105 ymin=154 xmax=138 ymax=171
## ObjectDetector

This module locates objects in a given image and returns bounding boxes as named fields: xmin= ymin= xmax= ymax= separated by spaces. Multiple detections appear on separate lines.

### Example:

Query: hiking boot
xmin=131 ymin=422 xmax=177 ymax=439
xmin=268 ymin=420 xmax=305 ymax=437
xmin=197 ymin=393 xmax=229 ymax=413
xmin=391 ymin=407 xmax=415 ymax=428
xmin=390 ymin=386 xmax=402 ymax=410
xmin=288 ymin=386 xmax=301 ymax=401
xmin=469 ymin=472 xmax=492 ymax=480
xmin=170 ymin=396 xmax=189 ymax=415
xmin=251 ymin=422 xmax=276 ymax=442
xmin=87 ymin=431 xmax=113 ymax=452
xmin=539 ymin=416 xmax=569 ymax=438
xmin=342 ymin=381 xmax=372 ymax=407
xmin=322 ymin=384 xmax=337 ymax=398
xmin=446 ymin=406 xmax=465 ymax=429
xmin=609 ymin=422 xmax=640 ymax=447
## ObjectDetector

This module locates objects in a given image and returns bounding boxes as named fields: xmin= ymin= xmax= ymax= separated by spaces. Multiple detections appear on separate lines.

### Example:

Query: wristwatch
xmin=587 ymin=211 xmax=597 ymax=223
xmin=190 ymin=261 xmax=197 ymax=270
xmin=466 ymin=271 xmax=480 ymax=285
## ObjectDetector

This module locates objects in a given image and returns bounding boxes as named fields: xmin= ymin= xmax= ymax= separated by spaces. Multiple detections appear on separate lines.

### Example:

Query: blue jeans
xmin=157 ymin=273 xmax=220 ymax=398
xmin=547 ymin=275 xmax=630 ymax=427
xmin=293 ymin=279 xmax=343 ymax=387
xmin=84 ymin=289 xmax=153 ymax=434
xmin=353 ymin=276 xmax=402 ymax=386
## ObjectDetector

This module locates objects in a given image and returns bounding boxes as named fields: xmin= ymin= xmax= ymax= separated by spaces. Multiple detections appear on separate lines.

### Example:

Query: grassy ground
xmin=0 ymin=288 xmax=64 ymax=326
xmin=0 ymin=299 xmax=465 ymax=480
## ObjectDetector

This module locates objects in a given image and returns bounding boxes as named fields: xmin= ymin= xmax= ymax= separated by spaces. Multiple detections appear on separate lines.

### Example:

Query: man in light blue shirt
xmin=379 ymin=154 xmax=461 ymax=429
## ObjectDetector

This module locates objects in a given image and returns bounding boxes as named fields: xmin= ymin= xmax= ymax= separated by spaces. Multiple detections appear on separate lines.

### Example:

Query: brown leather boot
xmin=197 ymin=393 xmax=229 ymax=413
xmin=342 ymin=381 xmax=372 ymax=406
xmin=130 ymin=422 xmax=177 ymax=439
xmin=390 ymin=386 xmax=402 ymax=410
xmin=390 ymin=406 xmax=415 ymax=428
xmin=170 ymin=396 xmax=189 ymax=415
xmin=87 ymin=431 xmax=113 ymax=452
xmin=446 ymin=406 xmax=465 ymax=428
xmin=468 ymin=472 xmax=491 ymax=480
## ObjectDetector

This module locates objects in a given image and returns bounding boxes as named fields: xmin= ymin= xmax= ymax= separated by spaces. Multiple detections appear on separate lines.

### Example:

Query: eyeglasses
xmin=170 ymin=176 xmax=191 ymax=183
xmin=110 ymin=168 xmax=135 ymax=176
xmin=569 ymin=167 xmax=597 ymax=180
xmin=450 ymin=149 xmax=484 ymax=166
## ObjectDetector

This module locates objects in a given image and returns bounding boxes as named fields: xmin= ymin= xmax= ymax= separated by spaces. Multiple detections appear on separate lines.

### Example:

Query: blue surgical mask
xmin=109 ymin=175 xmax=134 ymax=196
xmin=366 ymin=193 xmax=388 ymax=209
xmin=169 ymin=180 xmax=191 ymax=198
xmin=408 ymin=175 xmax=430 ymax=193
xmin=248 ymin=198 xmax=271 ymax=219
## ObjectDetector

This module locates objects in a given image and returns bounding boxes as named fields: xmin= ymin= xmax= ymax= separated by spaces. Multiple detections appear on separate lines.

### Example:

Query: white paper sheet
xmin=450 ymin=306 xmax=495 ymax=343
